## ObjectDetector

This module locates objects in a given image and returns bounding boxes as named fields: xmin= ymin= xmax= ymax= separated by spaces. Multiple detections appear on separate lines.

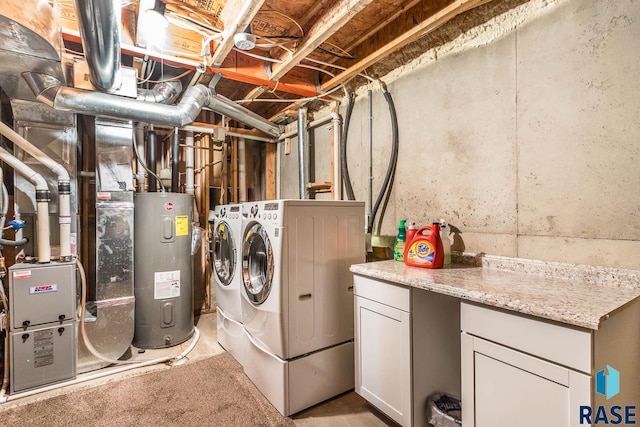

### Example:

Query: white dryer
xmin=240 ymin=199 xmax=365 ymax=416
xmin=210 ymin=203 xmax=247 ymax=365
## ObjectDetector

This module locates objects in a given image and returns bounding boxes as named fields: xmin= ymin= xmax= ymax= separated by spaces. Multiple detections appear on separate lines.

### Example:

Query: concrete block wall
xmin=280 ymin=0 xmax=640 ymax=269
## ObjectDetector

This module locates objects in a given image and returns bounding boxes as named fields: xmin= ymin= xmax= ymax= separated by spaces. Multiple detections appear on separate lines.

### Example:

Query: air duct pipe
xmin=297 ymin=107 xmax=308 ymax=200
xmin=22 ymin=73 xmax=283 ymax=138
xmin=0 ymin=122 xmax=72 ymax=261
xmin=73 ymin=0 xmax=122 ymax=92
xmin=0 ymin=147 xmax=50 ymax=263
xmin=185 ymin=132 xmax=195 ymax=195
xmin=137 ymin=81 xmax=182 ymax=104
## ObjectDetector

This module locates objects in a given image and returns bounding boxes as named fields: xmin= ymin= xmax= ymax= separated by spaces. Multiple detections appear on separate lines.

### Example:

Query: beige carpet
xmin=0 ymin=352 xmax=295 ymax=427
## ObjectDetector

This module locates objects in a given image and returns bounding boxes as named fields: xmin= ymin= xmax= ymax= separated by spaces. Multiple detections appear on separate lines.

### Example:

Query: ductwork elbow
xmin=137 ymin=80 xmax=183 ymax=104
xmin=21 ymin=71 xmax=60 ymax=108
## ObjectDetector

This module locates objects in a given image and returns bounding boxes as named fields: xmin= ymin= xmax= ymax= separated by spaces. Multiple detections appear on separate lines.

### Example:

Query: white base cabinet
xmin=461 ymin=301 xmax=640 ymax=427
xmin=354 ymin=275 xmax=460 ymax=427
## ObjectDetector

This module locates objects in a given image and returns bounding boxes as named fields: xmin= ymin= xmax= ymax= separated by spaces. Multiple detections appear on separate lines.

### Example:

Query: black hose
xmin=341 ymin=93 xmax=356 ymax=200
xmin=133 ymin=130 xmax=165 ymax=192
xmin=0 ymin=237 xmax=28 ymax=247
xmin=368 ymin=86 xmax=399 ymax=234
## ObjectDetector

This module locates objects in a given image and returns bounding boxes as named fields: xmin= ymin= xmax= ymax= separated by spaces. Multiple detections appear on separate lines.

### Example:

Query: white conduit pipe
xmin=0 ymin=122 xmax=70 ymax=261
xmin=238 ymin=138 xmax=247 ymax=202
xmin=135 ymin=123 xmax=147 ymax=192
xmin=185 ymin=131 xmax=195 ymax=195
xmin=330 ymin=112 xmax=342 ymax=201
xmin=0 ymin=147 xmax=51 ymax=263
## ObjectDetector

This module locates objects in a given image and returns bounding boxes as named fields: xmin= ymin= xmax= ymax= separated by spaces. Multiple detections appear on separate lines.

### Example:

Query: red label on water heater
xmin=164 ymin=202 xmax=174 ymax=211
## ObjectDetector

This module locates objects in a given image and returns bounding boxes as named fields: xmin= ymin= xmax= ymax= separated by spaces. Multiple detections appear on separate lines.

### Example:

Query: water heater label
xmin=176 ymin=215 xmax=189 ymax=236
xmin=30 ymin=284 xmax=58 ymax=294
xmin=154 ymin=270 xmax=180 ymax=299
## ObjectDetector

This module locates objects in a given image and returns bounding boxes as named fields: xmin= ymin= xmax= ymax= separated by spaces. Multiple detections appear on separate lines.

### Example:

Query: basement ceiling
xmin=53 ymin=0 xmax=502 ymax=130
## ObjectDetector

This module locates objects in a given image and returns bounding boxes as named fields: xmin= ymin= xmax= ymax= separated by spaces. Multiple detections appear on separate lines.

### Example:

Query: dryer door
xmin=212 ymin=220 xmax=236 ymax=287
xmin=242 ymin=222 xmax=274 ymax=305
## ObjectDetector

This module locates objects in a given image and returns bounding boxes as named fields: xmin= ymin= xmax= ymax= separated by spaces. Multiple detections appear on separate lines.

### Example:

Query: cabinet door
xmin=355 ymin=295 xmax=411 ymax=426
xmin=462 ymin=334 xmax=590 ymax=427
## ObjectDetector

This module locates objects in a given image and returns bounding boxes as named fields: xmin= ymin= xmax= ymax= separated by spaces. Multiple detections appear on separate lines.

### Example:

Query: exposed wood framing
xmin=321 ymin=0 xmax=489 ymax=91
xmin=231 ymin=137 xmax=238 ymax=202
xmin=270 ymin=0 xmax=375 ymax=80
xmin=209 ymin=0 xmax=266 ymax=67
xmin=265 ymin=143 xmax=277 ymax=200
xmin=270 ymin=0 xmax=489 ymax=121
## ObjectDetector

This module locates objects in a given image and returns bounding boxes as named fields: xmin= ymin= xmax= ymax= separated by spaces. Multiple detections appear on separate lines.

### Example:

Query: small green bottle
xmin=393 ymin=219 xmax=407 ymax=261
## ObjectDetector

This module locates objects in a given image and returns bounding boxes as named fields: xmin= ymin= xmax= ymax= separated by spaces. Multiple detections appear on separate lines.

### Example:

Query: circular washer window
xmin=212 ymin=221 xmax=235 ymax=287
xmin=242 ymin=222 xmax=274 ymax=305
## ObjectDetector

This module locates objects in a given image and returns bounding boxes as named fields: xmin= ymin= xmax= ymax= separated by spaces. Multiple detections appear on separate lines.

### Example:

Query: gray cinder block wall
xmin=280 ymin=0 xmax=640 ymax=269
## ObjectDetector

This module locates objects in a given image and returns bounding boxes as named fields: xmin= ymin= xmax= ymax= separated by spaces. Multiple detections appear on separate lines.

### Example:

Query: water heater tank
xmin=133 ymin=193 xmax=194 ymax=348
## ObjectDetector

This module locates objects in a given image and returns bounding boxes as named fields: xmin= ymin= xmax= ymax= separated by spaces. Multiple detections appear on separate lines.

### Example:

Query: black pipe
xmin=340 ymin=93 xmax=356 ymax=200
xmin=368 ymin=86 xmax=399 ymax=234
xmin=147 ymin=130 xmax=157 ymax=192
xmin=171 ymin=128 xmax=179 ymax=193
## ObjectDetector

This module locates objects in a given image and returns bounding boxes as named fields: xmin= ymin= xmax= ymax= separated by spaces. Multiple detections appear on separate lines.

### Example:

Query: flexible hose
xmin=340 ymin=93 xmax=356 ymax=200
xmin=0 ymin=183 xmax=8 ymax=233
xmin=77 ymin=259 xmax=199 ymax=366
xmin=133 ymin=131 xmax=166 ymax=192
xmin=0 ymin=238 xmax=28 ymax=247
xmin=371 ymin=88 xmax=399 ymax=235
xmin=367 ymin=86 xmax=399 ymax=234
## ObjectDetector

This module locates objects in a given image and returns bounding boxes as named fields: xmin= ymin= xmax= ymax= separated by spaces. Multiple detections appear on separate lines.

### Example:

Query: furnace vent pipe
xmin=22 ymin=72 xmax=283 ymax=138
xmin=0 ymin=122 xmax=72 ymax=261
xmin=0 ymin=147 xmax=50 ymax=263
xmin=73 ymin=0 xmax=122 ymax=92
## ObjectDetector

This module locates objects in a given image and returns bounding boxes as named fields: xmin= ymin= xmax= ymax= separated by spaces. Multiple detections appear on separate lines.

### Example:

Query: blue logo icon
xmin=596 ymin=365 xmax=620 ymax=399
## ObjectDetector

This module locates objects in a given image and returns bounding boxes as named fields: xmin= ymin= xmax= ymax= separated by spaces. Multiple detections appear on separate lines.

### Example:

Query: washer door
xmin=212 ymin=221 xmax=236 ymax=287
xmin=242 ymin=222 xmax=274 ymax=305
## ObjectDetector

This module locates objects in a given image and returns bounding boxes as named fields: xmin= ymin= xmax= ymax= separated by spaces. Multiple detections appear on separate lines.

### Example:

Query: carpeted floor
xmin=0 ymin=352 xmax=295 ymax=427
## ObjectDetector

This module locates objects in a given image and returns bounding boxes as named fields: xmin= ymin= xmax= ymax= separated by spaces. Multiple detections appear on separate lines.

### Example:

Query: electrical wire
xmin=133 ymin=131 xmax=166 ymax=192
xmin=256 ymin=10 xmax=305 ymax=38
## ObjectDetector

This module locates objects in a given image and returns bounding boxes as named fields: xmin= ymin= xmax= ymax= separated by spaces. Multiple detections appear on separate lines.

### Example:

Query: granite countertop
xmin=349 ymin=255 xmax=640 ymax=330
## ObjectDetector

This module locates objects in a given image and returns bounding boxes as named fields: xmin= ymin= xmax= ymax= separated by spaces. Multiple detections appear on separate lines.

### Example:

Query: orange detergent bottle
xmin=404 ymin=222 xmax=444 ymax=269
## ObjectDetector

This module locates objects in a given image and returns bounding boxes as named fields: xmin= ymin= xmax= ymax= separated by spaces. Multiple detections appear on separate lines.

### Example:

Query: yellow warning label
xmin=175 ymin=215 xmax=189 ymax=236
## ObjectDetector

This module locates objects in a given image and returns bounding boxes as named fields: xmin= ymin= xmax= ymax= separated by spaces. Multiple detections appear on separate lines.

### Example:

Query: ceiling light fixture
xmin=233 ymin=25 xmax=256 ymax=51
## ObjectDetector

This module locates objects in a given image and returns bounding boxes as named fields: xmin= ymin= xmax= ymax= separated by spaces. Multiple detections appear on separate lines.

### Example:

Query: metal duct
xmin=137 ymin=80 xmax=182 ymax=104
xmin=22 ymin=72 xmax=283 ymax=137
xmin=73 ymin=0 xmax=122 ymax=92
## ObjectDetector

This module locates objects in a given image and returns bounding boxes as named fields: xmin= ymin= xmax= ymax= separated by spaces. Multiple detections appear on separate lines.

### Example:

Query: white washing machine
xmin=210 ymin=203 xmax=248 ymax=366
xmin=240 ymin=199 xmax=365 ymax=416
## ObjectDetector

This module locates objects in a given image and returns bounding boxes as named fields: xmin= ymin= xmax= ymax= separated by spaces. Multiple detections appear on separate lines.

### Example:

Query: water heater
xmin=133 ymin=193 xmax=194 ymax=348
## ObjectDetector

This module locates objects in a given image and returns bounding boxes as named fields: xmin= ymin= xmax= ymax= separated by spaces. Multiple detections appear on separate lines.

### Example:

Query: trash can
xmin=428 ymin=393 xmax=462 ymax=427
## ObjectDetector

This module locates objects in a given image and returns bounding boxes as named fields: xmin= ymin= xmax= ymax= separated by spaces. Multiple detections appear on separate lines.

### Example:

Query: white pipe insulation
xmin=0 ymin=122 xmax=71 ymax=260
xmin=0 ymin=147 xmax=50 ymax=263
xmin=185 ymin=131 xmax=195 ymax=195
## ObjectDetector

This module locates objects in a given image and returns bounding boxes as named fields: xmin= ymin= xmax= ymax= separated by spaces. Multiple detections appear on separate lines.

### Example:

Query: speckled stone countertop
xmin=349 ymin=254 xmax=640 ymax=330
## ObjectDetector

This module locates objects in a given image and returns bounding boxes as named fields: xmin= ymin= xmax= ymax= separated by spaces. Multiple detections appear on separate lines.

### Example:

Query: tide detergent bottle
xmin=404 ymin=222 xmax=444 ymax=269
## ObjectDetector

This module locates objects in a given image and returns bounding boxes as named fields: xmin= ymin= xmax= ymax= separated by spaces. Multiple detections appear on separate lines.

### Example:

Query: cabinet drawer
xmin=461 ymin=302 xmax=592 ymax=373
xmin=353 ymin=275 xmax=410 ymax=312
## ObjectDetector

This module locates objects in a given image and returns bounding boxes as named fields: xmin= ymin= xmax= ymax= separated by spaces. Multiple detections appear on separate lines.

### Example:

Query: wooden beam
xmin=321 ymin=0 xmax=490 ymax=92
xmin=265 ymin=143 xmax=277 ymax=200
xmin=209 ymin=0 xmax=265 ymax=67
xmin=270 ymin=0 xmax=374 ymax=81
